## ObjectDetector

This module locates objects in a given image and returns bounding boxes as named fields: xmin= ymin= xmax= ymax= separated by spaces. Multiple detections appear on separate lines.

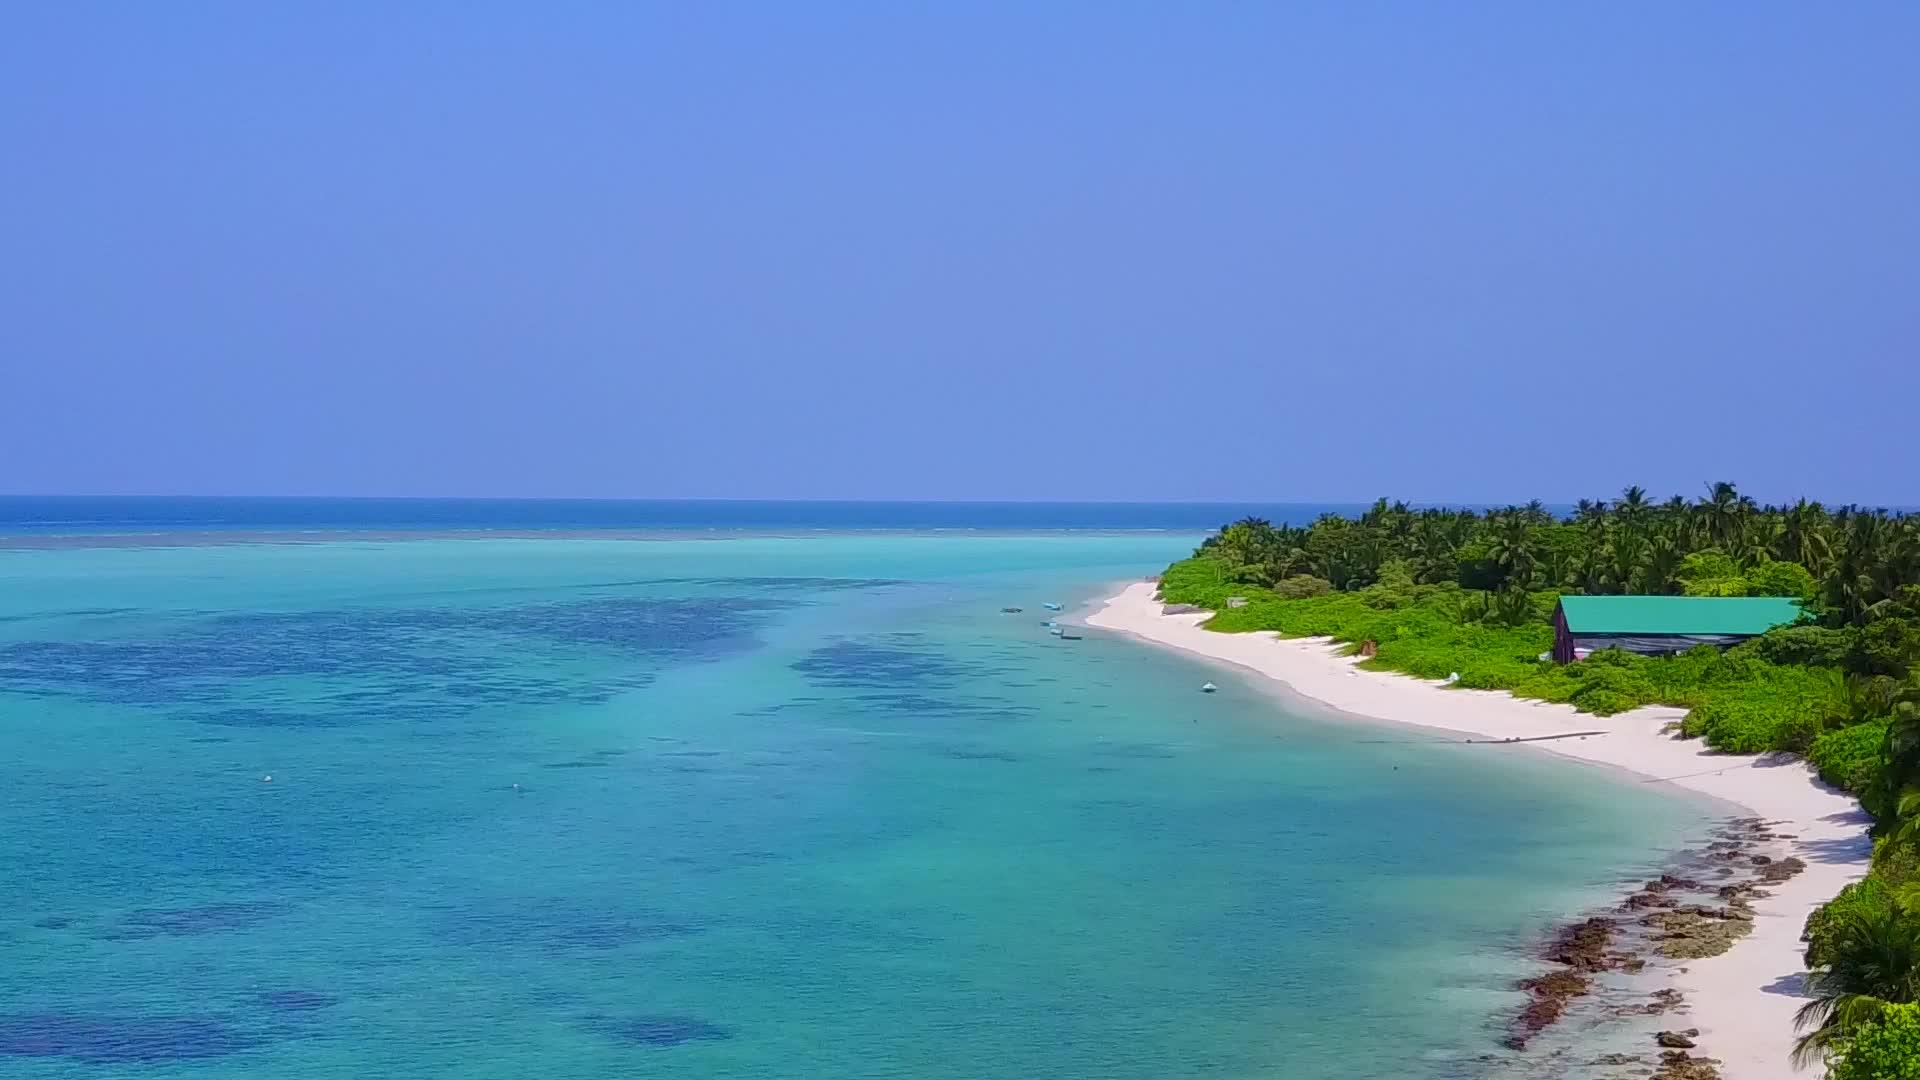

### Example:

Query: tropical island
xmin=1092 ymin=483 xmax=1918 ymax=1080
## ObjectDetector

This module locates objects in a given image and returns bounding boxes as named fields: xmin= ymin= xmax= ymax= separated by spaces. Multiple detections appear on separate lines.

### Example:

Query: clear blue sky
xmin=2 ymin=4 xmax=1914 ymax=504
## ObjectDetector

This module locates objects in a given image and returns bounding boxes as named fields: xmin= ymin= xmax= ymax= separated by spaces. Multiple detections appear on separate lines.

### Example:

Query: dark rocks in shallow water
xmin=1645 ymin=906 xmax=1754 ymax=959
xmin=1509 ymin=970 xmax=1591 ymax=1047
xmin=0 ymin=1012 xmax=260 ymax=1062
xmin=1656 ymin=1031 xmax=1697 ymax=1048
xmin=257 ymin=990 xmax=338 ymax=1012
xmin=1653 ymin=1050 xmax=1721 ymax=1080
xmin=1510 ymin=913 xmax=1651 ymax=1046
xmin=1545 ymin=917 xmax=1619 ymax=973
xmin=106 ymin=901 xmax=288 ymax=940
xmin=587 ymin=1015 xmax=731 ymax=1047
xmin=1756 ymin=857 xmax=1807 ymax=884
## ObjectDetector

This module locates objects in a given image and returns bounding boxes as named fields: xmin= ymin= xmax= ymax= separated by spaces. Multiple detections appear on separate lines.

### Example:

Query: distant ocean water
xmin=0 ymin=496 xmax=1378 ymax=539
xmin=0 ymin=508 xmax=1707 ymax=1079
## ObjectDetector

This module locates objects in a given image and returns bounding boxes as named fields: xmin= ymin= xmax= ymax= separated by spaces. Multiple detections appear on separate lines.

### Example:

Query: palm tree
xmin=1210 ymin=517 xmax=1275 ymax=567
xmin=1616 ymin=486 xmax=1650 ymax=528
xmin=1575 ymin=499 xmax=1609 ymax=530
xmin=1641 ymin=532 xmax=1685 ymax=595
xmin=1700 ymin=481 xmax=1744 ymax=548
xmin=1408 ymin=519 xmax=1457 ymax=585
xmin=1792 ymin=900 xmax=1920 ymax=1067
xmin=1608 ymin=531 xmax=1650 ymax=594
xmin=1871 ymin=684 xmax=1920 ymax=824
xmin=1487 ymin=516 xmax=1537 ymax=590
xmin=1733 ymin=515 xmax=1779 ymax=568
xmin=1778 ymin=500 xmax=1834 ymax=577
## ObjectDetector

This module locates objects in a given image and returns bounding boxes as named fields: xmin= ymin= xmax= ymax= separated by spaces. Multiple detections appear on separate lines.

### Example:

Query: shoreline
xmin=1086 ymin=581 xmax=1873 ymax=1080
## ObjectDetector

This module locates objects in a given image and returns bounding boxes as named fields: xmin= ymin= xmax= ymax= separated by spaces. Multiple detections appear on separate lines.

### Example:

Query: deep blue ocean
xmin=0 ymin=500 xmax=1708 ymax=1078
xmin=0 ymin=497 xmax=1372 ymax=538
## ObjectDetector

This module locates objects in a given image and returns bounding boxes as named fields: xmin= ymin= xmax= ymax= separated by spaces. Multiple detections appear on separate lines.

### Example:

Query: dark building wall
xmin=1553 ymin=606 xmax=1574 ymax=664
xmin=1565 ymin=632 xmax=1755 ymax=659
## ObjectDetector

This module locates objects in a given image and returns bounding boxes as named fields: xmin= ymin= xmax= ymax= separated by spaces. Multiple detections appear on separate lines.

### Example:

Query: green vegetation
xmin=1796 ymin=899 xmax=1920 ymax=1067
xmin=1828 ymin=1004 xmax=1920 ymax=1080
xmin=1162 ymin=483 xmax=1920 ymax=1076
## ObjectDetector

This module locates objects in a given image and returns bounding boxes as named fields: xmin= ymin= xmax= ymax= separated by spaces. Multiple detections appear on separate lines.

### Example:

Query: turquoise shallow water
xmin=0 ymin=534 xmax=1712 ymax=1078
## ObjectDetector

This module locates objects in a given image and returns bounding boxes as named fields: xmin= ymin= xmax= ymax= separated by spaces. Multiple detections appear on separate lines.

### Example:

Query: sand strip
xmin=1087 ymin=581 xmax=1871 ymax=1080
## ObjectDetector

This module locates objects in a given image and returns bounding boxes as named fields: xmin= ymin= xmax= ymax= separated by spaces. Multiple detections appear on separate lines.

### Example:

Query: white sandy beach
xmin=1087 ymin=581 xmax=1872 ymax=1080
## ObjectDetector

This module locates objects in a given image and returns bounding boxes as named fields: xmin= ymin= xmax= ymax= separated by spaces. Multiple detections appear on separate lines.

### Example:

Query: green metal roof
xmin=1555 ymin=595 xmax=1806 ymax=636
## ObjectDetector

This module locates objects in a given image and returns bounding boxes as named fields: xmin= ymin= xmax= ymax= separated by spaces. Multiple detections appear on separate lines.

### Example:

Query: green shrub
xmin=1684 ymin=696 xmax=1821 ymax=753
xmin=1829 ymin=1003 xmax=1920 ymax=1080
xmin=1750 ymin=625 xmax=1856 ymax=668
xmin=1562 ymin=663 xmax=1658 ymax=713
xmin=1571 ymin=689 xmax=1641 ymax=716
xmin=1678 ymin=551 xmax=1749 ymax=596
xmin=1746 ymin=560 xmax=1819 ymax=600
xmin=1853 ymin=618 xmax=1920 ymax=679
xmin=1810 ymin=721 xmax=1891 ymax=795
xmin=1273 ymin=574 xmax=1334 ymax=599
xmin=1805 ymin=877 xmax=1896 ymax=969
xmin=1157 ymin=557 xmax=1237 ymax=608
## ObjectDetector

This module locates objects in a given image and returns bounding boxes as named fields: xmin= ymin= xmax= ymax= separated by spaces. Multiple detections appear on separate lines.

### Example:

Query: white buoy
xmin=260 ymin=774 xmax=272 ymax=783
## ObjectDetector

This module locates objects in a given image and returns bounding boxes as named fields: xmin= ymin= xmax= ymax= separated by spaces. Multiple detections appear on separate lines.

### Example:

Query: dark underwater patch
xmin=937 ymin=746 xmax=1021 ymax=762
xmin=1090 ymin=743 xmax=1181 ymax=760
xmin=0 ymin=1012 xmax=261 ymax=1063
xmin=586 ymin=1014 xmax=732 ymax=1047
xmin=0 ymin=595 xmax=788 ymax=724
xmin=652 ymin=576 xmax=906 ymax=591
xmin=431 ymin=899 xmax=701 ymax=952
xmin=257 ymin=990 xmax=339 ymax=1012
xmin=105 ymin=901 xmax=288 ymax=940
xmin=790 ymin=634 xmax=966 ymax=688
xmin=32 ymin=916 xmax=72 ymax=930
xmin=192 ymin=708 xmax=353 ymax=729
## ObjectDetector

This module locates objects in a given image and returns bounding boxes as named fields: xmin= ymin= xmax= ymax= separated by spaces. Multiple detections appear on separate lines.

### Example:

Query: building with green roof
xmin=1550 ymin=595 xmax=1807 ymax=663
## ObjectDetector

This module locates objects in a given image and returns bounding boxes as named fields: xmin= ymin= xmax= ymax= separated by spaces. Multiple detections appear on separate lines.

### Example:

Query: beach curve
xmin=1087 ymin=580 xmax=1872 ymax=1080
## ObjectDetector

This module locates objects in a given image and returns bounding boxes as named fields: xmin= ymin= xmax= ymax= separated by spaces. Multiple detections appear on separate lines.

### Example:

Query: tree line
xmin=1200 ymin=482 xmax=1917 ymax=625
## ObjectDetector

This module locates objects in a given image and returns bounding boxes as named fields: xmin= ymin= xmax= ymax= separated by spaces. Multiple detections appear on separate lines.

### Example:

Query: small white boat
xmin=1200 ymin=682 xmax=1217 ymax=694
xmin=1049 ymin=627 xmax=1064 ymax=637
xmin=1043 ymin=602 xmax=1063 ymax=611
